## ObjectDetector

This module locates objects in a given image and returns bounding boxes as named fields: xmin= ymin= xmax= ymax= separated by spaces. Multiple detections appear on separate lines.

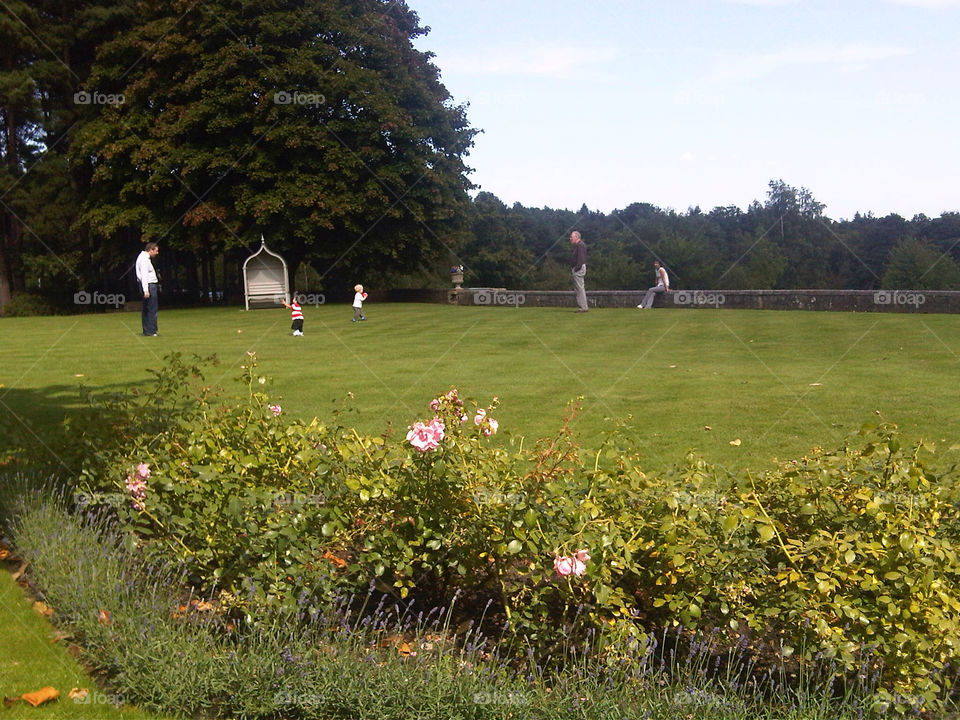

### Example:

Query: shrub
xmin=68 ymin=352 xmax=960 ymax=714
xmin=0 ymin=292 xmax=59 ymax=317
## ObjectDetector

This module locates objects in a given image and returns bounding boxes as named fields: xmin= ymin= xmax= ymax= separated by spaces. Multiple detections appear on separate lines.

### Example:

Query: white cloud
xmin=439 ymin=43 xmax=618 ymax=79
xmin=886 ymin=0 xmax=960 ymax=6
xmin=703 ymin=43 xmax=910 ymax=85
xmin=723 ymin=0 xmax=799 ymax=5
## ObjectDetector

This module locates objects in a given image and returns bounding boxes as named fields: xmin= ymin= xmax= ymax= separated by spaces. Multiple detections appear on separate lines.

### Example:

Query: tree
xmin=73 ymin=0 xmax=477 ymax=291
xmin=881 ymin=238 xmax=960 ymax=290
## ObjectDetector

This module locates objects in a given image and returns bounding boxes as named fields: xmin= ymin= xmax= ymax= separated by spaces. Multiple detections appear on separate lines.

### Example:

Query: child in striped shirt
xmin=283 ymin=295 xmax=304 ymax=335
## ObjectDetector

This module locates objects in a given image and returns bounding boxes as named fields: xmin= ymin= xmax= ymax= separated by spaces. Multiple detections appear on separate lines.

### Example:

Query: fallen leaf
xmin=0 ymin=546 xmax=9 ymax=560
xmin=704 ymin=426 xmax=712 ymax=431
xmin=729 ymin=439 xmax=742 ymax=447
xmin=74 ymin=373 xmax=85 ymax=377
xmin=49 ymin=629 xmax=73 ymax=644
xmin=808 ymin=382 xmax=822 ymax=387
xmin=20 ymin=687 xmax=59 ymax=707
xmin=68 ymin=688 xmax=88 ymax=701
xmin=191 ymin=599 xmax=214 ymax=612
xmin=669 ymin=364 xmax=677 ymax=369
xmin=397 ymin=642 xmax=416 ymax=658
xmin=33 ymin=601 xmax=53 ymax=617
xmin=3 ymin=697 xmax=19 ymax=708
xmin=98 ymin=609 xmax=112 ymax=625
xmin=11 ymin=560 xmax=28 ymax=581
xmin=322 ymin=550 xmax=348 ymax=569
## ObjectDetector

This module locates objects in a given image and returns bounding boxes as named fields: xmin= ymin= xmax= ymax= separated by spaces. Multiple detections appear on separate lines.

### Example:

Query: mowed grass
xmin=1 ymin=303 xmax=959 ymax=472
xmin=0 ymin=568 xmax=170 ymax=720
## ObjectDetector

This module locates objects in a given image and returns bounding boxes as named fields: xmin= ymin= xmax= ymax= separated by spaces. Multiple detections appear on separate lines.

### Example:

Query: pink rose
xmin=125 ymin=476 xmax=147 ymax=510
xmin=483 ymin=418 xmax=499 ymax=436
xmin=474 ymin=409 xmax=486 ymax=425
xmin=554 ymin=555 xmax=575 ymax=576
xmin=430 ymin=399 xmax=440 ymax=411
xmin=406 ymin=420 xmax=444 ymax=452
xmin=136 ymin=462 xmax=151 ymax=479
xmin=554 ymin=552 xmax=588 ymax=577
xmin=269 ymin=404 xmax=282 ymax=416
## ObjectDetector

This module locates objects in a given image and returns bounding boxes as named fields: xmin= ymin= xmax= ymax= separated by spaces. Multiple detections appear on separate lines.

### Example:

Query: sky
xmin=408 ymin=0 xmax=960 ymax=220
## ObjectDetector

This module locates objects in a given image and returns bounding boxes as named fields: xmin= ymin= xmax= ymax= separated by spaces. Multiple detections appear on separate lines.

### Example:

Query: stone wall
xmin=444 ymin=288 xmax=960 ymax=313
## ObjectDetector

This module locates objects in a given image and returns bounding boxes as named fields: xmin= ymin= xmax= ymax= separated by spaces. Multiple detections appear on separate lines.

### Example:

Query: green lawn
xmin=0 ymin=567 xmax=168 ymax=720
xmin=2 ymin=303 xmax=959 ymax=471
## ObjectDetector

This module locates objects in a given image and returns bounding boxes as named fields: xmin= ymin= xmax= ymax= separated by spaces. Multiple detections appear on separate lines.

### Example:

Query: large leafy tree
xmin=73 ymin=0 xmax=477 ymax=290
xmin=0 ymin=0 xmax=137 ymax=309
xmin=881 ymin=237 xmax=960 ymax=290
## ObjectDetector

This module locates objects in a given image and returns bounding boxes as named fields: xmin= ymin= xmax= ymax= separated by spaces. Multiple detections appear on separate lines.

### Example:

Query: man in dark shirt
xmin=570 ymin=231 xmax=588 ymax=312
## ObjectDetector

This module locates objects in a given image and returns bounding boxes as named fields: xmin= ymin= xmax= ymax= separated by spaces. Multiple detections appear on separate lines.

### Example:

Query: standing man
xmin=638 ymin=260 xmax=670 ymax=309
xmin=570 ymin=231 xmax=588 ymax=313
xmin=136 ymin=242 xmax=160 ymax=336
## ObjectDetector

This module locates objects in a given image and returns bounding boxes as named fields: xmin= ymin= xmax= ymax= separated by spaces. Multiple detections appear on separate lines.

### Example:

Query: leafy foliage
xmin=69 ymin=353 xmax=960 ymax=713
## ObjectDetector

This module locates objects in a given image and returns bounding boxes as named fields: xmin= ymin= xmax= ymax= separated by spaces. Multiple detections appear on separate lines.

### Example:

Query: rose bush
xmin=70 ymin=353 xmax=960 ymax=714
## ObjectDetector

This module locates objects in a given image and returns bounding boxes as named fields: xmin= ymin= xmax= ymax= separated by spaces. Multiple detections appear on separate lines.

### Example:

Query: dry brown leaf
xmin=0 ymin=547 xmax=10 ymax=560
xmin=98 ymin=609 xmax=112 ymax=625
xmin=729 ymin=439 xmax=742 ymax=447
xmin=3 ymin=696 xmax=20 ymax=708
xmin=397 ymin=642 xmax=416 ymax=658
xmin=49 ymin=629 xmax=73 ymax=644
xmin=20 ymin=687 xmax=59 ymax=707
xmin=704 ymin=426 xmax=712 ymax=431
xmin=322 ymin=550 xmax=348 ymax=569
xmin=11 ymin=560 xmax=28 ymax=581
xmin=68 ymin=688 xmax=88 ymax=701
xmin=32 ymin=601 xmax=53 ymax=617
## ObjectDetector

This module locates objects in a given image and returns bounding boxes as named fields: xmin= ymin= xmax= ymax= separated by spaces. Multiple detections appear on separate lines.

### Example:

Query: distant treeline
xmin=455 ymin=181 xmax=960 ymax=293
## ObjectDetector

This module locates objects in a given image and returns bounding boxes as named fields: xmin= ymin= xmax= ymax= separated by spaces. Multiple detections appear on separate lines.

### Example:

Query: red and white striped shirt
xmin=289 ymin=301 xmax=303 ymax=320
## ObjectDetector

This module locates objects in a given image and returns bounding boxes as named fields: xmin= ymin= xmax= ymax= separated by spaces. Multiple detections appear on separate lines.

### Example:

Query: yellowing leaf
xmin=32 ymin=601 xmax=53 ymax=617
xmin=68 ymin=688 xmax=89 ymax=701
xmin=729 ymin=439 xmax=741 ymax=447
xmin=20 ymin=687 xmax=59 ymax=707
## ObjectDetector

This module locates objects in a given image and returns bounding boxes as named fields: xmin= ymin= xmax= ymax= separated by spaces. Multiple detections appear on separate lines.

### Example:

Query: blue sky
xmin=409 ymin=0 xmax=960 ymax=220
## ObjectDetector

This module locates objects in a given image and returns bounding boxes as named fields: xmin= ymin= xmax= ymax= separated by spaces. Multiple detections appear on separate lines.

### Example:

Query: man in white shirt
xmin=638 ymin=260 xmax=670 ymax=309
xmin=135 ymin=242 xmax=160 ymax=335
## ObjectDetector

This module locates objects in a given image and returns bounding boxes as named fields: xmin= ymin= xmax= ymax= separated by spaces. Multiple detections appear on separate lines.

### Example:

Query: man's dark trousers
xmin=142 ymin=283 xmax=159 ymax=335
